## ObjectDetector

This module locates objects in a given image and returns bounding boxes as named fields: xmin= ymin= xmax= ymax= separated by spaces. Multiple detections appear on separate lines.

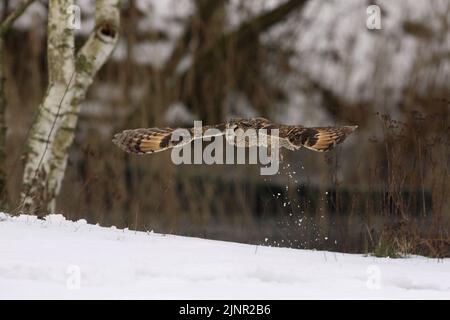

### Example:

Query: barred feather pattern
xmin=112 ymin=124 xmax=226 ymax=154
xmin=282 ymin=125 xmax=358 ymax=152
xmin=112 ymin=118 xmax=357 ymax=154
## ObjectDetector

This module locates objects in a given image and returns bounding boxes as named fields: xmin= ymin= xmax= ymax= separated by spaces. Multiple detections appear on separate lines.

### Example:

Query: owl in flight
xmin=113 ymin=118 xmax=357 ymax=154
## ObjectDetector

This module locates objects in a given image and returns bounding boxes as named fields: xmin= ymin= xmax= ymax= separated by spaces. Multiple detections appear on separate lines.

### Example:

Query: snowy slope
xmin=0 ymin=213 xmax=448 ymax=300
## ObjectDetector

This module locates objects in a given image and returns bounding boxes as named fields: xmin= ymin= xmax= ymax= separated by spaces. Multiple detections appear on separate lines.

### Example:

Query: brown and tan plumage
xmin=112 ymin=118 xmax=357 ymax=154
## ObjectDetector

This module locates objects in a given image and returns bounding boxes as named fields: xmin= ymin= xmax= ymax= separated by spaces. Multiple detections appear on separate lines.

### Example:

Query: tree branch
xmin=163 ymin=0 xmax=227 ymax=78
xmin=197 ymin=0 xmax=305 ymax=73
xmin=175 ymin=0 xmax=307 ymax=88
xmin=0 ymin=0 xmax=35 ymax=37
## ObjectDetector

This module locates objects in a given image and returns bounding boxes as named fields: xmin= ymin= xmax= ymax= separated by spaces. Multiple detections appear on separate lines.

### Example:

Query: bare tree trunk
xmin=20 ymin=0 xmax=120 ymax=215
xmin=174 ymin=0 xmax=308 ymax=123
xmin=47 ymin=0 xmax=120 ymax=211
xmin=20 ymin=0 xmax=75 ymax=215
xmin=0 ymin=0 xmax=36 ymax=210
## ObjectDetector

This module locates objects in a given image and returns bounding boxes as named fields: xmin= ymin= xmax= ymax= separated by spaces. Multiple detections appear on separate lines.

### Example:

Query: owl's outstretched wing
xmin=279 ymin=125 xmax=358 ymax=152
xmin=113 ymin=124 xmax=225 ymax=154
xmin=113 ymin=120 xmax=357 ymax=154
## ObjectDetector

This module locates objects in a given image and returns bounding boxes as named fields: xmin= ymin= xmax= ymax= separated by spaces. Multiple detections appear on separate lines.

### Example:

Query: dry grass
xmin=2 ymin=2 xmax=449 ymax=257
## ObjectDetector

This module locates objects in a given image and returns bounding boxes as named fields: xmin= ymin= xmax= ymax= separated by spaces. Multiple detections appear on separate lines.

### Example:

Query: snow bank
xmin=0 ymin=213 xmax=448 ymax=299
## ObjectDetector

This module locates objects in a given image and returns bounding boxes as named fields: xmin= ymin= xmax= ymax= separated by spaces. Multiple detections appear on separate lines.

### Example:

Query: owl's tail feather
xmin=301 ymin=125 xmax=358 ymax=152
xmin=113 ymin=128 xmax=177 ymax=154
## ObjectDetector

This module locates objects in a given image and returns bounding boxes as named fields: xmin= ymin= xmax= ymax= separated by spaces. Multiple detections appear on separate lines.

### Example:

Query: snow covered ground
xmin=0 ymin=213 xmax=448 ymax=300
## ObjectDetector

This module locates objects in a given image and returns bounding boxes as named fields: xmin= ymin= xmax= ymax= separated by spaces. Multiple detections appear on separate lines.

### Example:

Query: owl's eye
xmin=228 ymin=123 xmax=237 ymax=130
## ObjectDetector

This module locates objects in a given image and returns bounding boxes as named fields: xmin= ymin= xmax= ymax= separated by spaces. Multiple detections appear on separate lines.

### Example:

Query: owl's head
xmin=226 ymin=117 xmax=270 ymax=131
xmin=226 ymin=118 xmax=242 ymax=131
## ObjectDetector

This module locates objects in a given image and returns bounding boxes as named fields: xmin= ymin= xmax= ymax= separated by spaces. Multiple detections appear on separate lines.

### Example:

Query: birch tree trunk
xmin=20 ymin=0 xmax=120 ymax=215
xmin=47 ymin=0 xmax=120 ymax=211
xmin=20 ymin=0 xmax=75 ymax=215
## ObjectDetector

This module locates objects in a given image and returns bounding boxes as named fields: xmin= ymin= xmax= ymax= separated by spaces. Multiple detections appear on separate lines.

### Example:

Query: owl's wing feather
xmin=113 ymin=120 xmax=357 ymax=154
xmin=112 ymin=128 xmax=176 ymax=154
xmin=282 ymin=125 xmax=358 ymax=152
xmin=113 ymin=124 xmax=226 ymax=154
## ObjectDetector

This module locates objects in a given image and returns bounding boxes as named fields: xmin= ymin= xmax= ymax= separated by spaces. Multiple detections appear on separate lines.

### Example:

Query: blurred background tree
xmin=0 ymin=0 xmax=35 ymax=211
xmin=1 ymin=0 xmax=449 ymax=257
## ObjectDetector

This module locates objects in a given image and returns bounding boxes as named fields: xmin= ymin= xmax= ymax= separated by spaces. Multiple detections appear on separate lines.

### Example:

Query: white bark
xmin=21 ymin=0 xmax=75 ymax=215
xmin=47 ymin=0 xmax=120 ymax=209
xmin=21 ymin=0 xmax=120 ymax=215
